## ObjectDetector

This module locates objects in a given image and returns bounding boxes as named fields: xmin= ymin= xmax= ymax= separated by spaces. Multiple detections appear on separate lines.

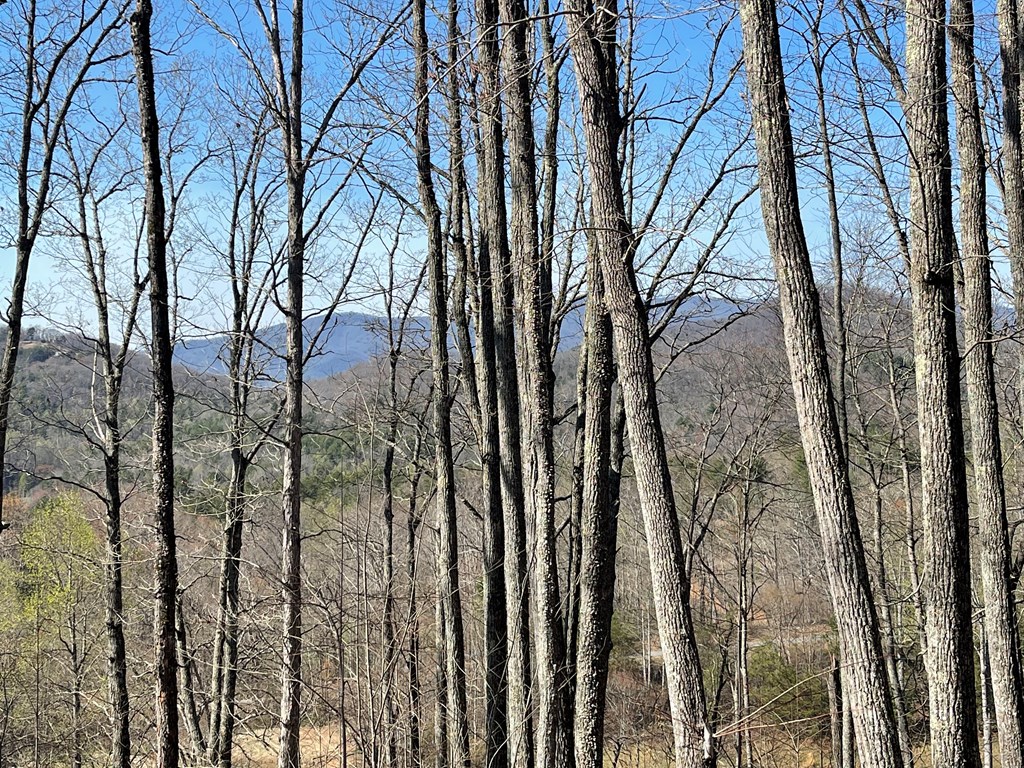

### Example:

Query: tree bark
xmin=950 ymin=0 xmax=1024 ymax=762
xmin=412 ymin=3 xmax=471 ymax=767
xmin=130 ymin=0 xmax=180 ymax=762
xmin=499 ymin=0 xmax=569 ymax=764
xmin=472 ymin=0 xmax=533 ymax=763
xmin=736 ymin=0 xmax=905 ymax=766
xmin=565 ymin=1 xmax=712 ymax=763
xmin=275 ymin=1 xmax=306 ymax=764
xmin=572 ymin=261 xmax=617 ymax=768
xmin=904 ymin=0 xmax=982 ymax=756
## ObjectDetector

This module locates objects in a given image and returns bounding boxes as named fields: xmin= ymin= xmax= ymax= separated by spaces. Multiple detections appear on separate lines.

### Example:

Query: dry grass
xmin=233 ymin=725 xmax=353 ymax=768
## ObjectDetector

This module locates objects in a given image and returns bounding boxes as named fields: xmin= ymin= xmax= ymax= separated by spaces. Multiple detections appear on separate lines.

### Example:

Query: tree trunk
xmin=209 ymin=460 xmax=247 ymax=768
xmin=565 ymin=0 xmax=712 ymax=763
xmin=904 ymin=0 xmax=982 ymax=756
xmin=277 ymin=1 xmax=306 ymax=764
xmin=472 ymin=0 xmax=533 ymax=762
xmin=130 ymin=1 xmax=180 ymax=764
xmin=997 ymin=0 xmax=1024 ymax=388
xmin=736 ymin=0 xmax=905 ymax=766
xmin=572 ymin=261 xmax=617 ymax=768
xmin=412 ymin=3 xmax=470 ymax=766
xmin=950 ymin=0 xmax=1024 ymax=762
xmin=499 ymin=0 xmax=568 ymax=764
xmin=447 ymin=8 xmax=508 ymax=763
xmin=176 ymin=596 xmax=208 ymax=760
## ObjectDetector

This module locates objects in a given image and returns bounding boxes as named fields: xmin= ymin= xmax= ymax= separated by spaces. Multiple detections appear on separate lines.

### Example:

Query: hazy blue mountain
xmin=173 ymin=296 xmax=747 ymax=381
xmin=175 ymin=313 xmax=428 ymax=381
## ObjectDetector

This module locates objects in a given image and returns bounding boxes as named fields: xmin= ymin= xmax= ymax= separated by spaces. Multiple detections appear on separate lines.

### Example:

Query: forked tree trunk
xmin=472 ymin=0 xmax=533 ymax=762
xmin=565 ymin=1 xmax=712 ymax=763
xmin=499 ymin=0 xmax=568 ymax=763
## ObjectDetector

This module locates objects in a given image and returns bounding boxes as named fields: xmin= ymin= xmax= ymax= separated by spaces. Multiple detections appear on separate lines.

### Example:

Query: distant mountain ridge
xmin=172 ymin=297 xmax=747 ymax=381
xmin=174 ymin=312 xmax=429 ymax=381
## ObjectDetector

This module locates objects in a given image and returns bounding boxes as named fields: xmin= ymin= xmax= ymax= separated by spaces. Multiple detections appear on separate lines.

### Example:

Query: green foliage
xmin=748 ymin=643 xmax=830 ymax=735
xmin=19 ymin=493 xmax=99 ymax=618
xmin=610 ymin=612 xmax=642 ymax=659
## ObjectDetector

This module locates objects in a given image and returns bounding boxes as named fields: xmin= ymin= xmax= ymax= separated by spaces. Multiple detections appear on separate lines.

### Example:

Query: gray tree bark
xmin=572 ymin=259 xmax=617 ymax=768
xmin=499 ymin=0 xmax=569 ymax=764
xmin=565 ymin=1 xmax=712 ymax=763
xmin=471 ymin=2 xmax=533 ymax=763
xmin=904 ymin=0 xmax=982 ymax=758
xmin=950 ymin=0 xmax=1024 ymax=763
xmin=736 ymin=0 xmax=905 ymax=766
xmin=129 ymin=0 xmax=180 ymax=763
xmin=412 ymin=4 xmax=471 ymax=767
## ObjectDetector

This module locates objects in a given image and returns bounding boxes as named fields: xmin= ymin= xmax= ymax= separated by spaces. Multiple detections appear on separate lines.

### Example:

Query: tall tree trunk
xmin=997 ymin=0 xmax=1024 ymax=392
xmin=130 ymin=0 xmax=180 ymax=763
xmin=736 ymin=0 xmax=904 ymax=766
xmin=412 ymin=4 xmax=470 ymax=767
xmin=572 ymin=262 xmax=617 ymax=768
xmin=565 ymin=1 xmax=712 ymax=764
xmin=277 ymin=0 xmax=306 ymax=764
xmin=447 ymin=8 xmax=508 ymax=763
xmin=904 ymin=0 xmax=982 ymax=756
xmin=499 ymin=0 xmax=568 ymax=764
xmin=85 ymin=243 xmax=135 ymax=768
xmin=472 ymin=0 xmax=532 ymax=762
xmin=950 ymin=0 xmax=1024 ymax=762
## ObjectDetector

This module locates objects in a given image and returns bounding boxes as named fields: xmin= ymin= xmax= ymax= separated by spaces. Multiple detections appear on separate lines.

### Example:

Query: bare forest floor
xmin=226 ymin=726 xmax=939 ymax=768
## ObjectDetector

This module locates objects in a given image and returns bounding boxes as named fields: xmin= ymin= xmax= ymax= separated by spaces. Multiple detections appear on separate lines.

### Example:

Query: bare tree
xmin=564 ymin=0 xmax=714 ymax=764
xmin=412 ymin=3 xmax=470 ymax=768
xmin=129 ymin=0 xmax=180 ymax=763
xmin=904 ymin=0 xmax=981 ymax=756
xmin=736 ymin=0 xmax=905 ymax=767
xmin=949 ymin=0 xmax=1024 ymax=764
xmin=0 ymin=0 xmax=125 ymax=531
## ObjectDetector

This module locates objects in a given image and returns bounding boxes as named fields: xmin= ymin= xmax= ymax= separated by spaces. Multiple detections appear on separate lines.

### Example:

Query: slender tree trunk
xmin=130 ymin=0 xmax=180 ymax=762
xmin=96 ymin=318 xmax=133 ymax=768
xmin=980 ymin=623 xmax=995 ymax=768
xmin=447 ymin=11 xmax=508 ymax=764
xmin=736 ymin=0 xmax=905 ymax=766
xmin=209 ymin=458 xmax=247 ymax=768
xmin=997 ymin=0 xmax=1024 ymax=385
xmin=950 ymin=0 xmax=1024 ymax=762
xmin=904 ymin=0 xmax=982 ymax=756
xmin=472 ymin=0 xmax=532 ymax=763
xmin=412 ymin=4 xmax=470 ymax=767
xmin=572 ymin=262 xmax=616 ymax=768
xmin=565 ymin=1 xmax=712 ymax=763
xmin=0 ymin=238 xmax=29 ymax=531
xmin=176 ymin=597 xmax=208 ymax=760
xmin=499 ymin=0 xmax=568 ymax=764
xmin=277 ymin=1 xmax=306 ymax=763
xmin=103 ymin=458 xmax=131 ymax=768
xmin=407 ymin=467 xmax=424 ymax=768
xmin=827 ymin=656 xmax=843 ymax=768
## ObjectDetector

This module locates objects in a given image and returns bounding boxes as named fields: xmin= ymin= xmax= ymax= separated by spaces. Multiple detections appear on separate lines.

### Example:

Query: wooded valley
xmin=0 ymin=0 xmax=1018 ymax=764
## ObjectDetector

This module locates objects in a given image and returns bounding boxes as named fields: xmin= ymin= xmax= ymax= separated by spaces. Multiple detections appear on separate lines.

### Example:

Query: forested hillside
xmin=0 ymin=0 xmax=1020 ymax=764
